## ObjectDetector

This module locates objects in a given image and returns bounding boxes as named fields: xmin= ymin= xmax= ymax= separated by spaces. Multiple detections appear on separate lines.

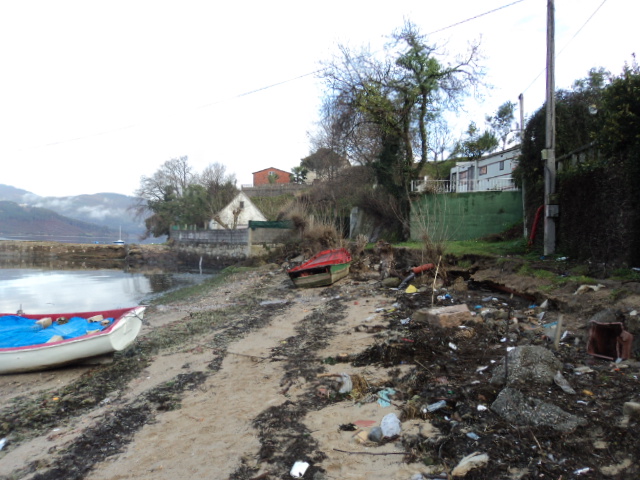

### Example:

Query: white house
xmin=448 ymin=146 xmax=520 ymax=192
xmin=208 ymin=191 xmax=267 ymax=230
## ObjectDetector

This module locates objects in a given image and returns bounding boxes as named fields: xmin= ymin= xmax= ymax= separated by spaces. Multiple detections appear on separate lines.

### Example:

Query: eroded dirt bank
xmin=0 ymin=256 xmax=639 ymax=480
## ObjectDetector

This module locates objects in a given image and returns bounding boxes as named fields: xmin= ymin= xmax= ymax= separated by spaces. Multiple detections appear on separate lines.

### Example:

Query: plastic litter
xmin=574 ymin=467 xmax=590 ymax=475
xmin=376 ymin=388 xmax=396 ymax=407
xmin=380 ymin=412 xmax=402 ymax=437
xmin=405 ymin=285 xmax=417 ymax=294
xmin=338 ymin=373 xmax=352 ymax=394
xmin=554 ymin=371 xmax=576 ymax=394
xmin=423 ymin=400 xmax=447 ymax=413
xmin=451 ymin=452 xmax=489 ymax=476
xmin=448 ymin=342 xmax=457 ymax=350
xmin=477 ymin=405 xmax=488 ymax=412
xmin=0 ymin=438 xmax=6 ymax=451
xmin=466 ymin=432 xmax=480 ymax=440
xmin=290 ymin=461 xmax=310 ymax=478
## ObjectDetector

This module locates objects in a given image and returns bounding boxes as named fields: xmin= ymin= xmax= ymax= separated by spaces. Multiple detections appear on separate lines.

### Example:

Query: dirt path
xmin=1 ymin=262 xmax=639 ymax=480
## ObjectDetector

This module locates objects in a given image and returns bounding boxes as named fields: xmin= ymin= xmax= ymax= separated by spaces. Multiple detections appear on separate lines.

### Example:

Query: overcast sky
xmin=0 ymin=0 xmax=636 ymax=198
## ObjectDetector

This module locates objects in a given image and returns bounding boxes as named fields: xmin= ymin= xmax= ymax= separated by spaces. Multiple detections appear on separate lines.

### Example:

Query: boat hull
xmin=0 ymin=306 xmax=145 ymax=374
xmin=289 ymin=262 xmax=351 ymax=288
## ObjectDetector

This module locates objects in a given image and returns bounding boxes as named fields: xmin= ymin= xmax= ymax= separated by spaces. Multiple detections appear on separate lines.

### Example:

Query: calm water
xmin=0 ymin=268 xmax=210 ymax=314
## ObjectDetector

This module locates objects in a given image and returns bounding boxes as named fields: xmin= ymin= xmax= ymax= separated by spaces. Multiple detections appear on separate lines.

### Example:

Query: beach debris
xmin=422 ymin=400 xmax=447 ymax=413
xmin=376 ymin=388 xmax=396 ymax=407
xmin=0 ymin=438 xmax=6 ymax=451
xmin=413 ymin=304 xmax=473 ymax=328
xmin=554 ymin=370 xmax=576 ymax=394
xmin=587 ymin=312 xmax=634 ymax=360
xmin=338 ymin=373 xmax=352 ymax=394
xmin=380 ymin=412 xmax=401 ymax=437
xmin=451 ymin=451 xmax=489 ymax=477
xmin=573 ymin=467 xmax=590 ymax=475
xmin=290 ymin=460 xmax=309 ymax=478
xmin=574 ymin=284 xmax=605 ymax=295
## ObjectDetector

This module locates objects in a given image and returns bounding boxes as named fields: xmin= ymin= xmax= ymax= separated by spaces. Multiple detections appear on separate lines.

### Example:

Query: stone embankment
xmin=0 ymin=241 xmax=178 ymax=270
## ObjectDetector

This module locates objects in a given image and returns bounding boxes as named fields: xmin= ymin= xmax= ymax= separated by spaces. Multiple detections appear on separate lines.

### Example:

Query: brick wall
xmin=252 ymin=168 xmax=291 ymax=186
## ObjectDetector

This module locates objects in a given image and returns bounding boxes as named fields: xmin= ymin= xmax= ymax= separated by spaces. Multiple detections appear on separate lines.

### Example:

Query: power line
xmin=520 ymin=0 xmax=608 ymax=95
xmin=426 ymin=0 xmax=528 ymax=35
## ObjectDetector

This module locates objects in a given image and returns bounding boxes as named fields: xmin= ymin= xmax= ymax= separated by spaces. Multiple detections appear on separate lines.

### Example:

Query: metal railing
xmin=411 ymin=178 xmax=518 ymax=193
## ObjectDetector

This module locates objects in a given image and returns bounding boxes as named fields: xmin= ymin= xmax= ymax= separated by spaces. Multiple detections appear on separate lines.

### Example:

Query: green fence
xmin=410 ymin=191 xmax=523 ymax=241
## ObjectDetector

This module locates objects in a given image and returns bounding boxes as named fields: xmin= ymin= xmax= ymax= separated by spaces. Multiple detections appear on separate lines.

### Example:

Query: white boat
xmin=113 ymin=226 xmax=125 ymax=245
xmin=0 ymin=306 xmax=145 ymax=374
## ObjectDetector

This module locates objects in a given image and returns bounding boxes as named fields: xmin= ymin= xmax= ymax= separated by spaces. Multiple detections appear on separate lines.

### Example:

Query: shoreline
xmin=1 ymin=260 xmax=639 ymax=479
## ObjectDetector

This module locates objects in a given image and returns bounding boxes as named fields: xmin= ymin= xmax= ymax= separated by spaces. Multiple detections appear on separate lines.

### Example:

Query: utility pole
xmin=544 ymin=0 xmax=558 ymax=255
xmin=519 ymin=93 xmax=527 ymax=238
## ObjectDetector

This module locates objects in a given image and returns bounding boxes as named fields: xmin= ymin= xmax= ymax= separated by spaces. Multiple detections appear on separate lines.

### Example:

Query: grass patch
xmin=610 ymin=268 xmax=640 ymax=282
xmin=394 ymin=238 xmax=527 ymax=257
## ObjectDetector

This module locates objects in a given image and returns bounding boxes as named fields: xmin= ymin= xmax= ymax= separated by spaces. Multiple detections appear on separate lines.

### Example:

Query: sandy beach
xmin=1 ymin=258 xmax=639 ymax=479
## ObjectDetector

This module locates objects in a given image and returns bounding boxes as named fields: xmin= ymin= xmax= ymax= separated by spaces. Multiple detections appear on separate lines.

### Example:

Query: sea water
xmin=0 ymin=268 xmax=209 ymax=314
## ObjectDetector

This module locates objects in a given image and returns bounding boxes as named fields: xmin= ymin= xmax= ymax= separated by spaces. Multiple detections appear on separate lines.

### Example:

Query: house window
xmin=479 ymin=166 xmax=487 ymax=175
xmin=239 ymin=201 xmax=245 ymax=209
xmin=499 ymin=161 xmax=505 ymax=171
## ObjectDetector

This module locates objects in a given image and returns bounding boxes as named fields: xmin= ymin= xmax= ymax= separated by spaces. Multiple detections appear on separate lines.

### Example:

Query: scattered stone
xmin=490 ymin=346 xmax=562 ymax=386
xmin=381 ymin=277 xmax=402 ymax=288
xmin=491 ymin=387 xmax=587 ymax=433
xmin=620 ymin=402 xmax=640 ymax=427
xmin=413 ymin=304 xmax=473 ymax=328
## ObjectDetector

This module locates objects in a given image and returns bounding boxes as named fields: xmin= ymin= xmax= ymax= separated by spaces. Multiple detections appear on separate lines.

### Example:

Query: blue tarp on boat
xmin=0 ymin=315 xmax=114 ymax=348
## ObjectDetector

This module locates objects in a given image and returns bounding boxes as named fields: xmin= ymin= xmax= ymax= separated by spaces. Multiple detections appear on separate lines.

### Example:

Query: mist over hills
xmin=0 ymin=184 xmax=153 ymax=243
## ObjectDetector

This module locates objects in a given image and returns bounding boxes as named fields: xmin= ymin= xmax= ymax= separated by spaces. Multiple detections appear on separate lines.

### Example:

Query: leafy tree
xmin=452 ymin=121 xmax=499 ymax=160
xmin=300 ymin=148 xmax=348 ymax=181
xmin=290 ymin=165 xmax=309 ymax=184
xmin=599 ymin=60 xmax=640 ymax=157
xmin=319 ymin=21 xmax=483 ymax=239
xmin=133 ymin=157 xmax=238 ymax=238
xmin=197 ymin=162 xmax=238 ymax=219
xmin=267 ymin=172 xmax=280 ymax=184
xmin=486 ymin=101 xmax=516 ymax=149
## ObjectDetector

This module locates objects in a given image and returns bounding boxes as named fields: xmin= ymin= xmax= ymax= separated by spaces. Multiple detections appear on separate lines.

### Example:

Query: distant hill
xmin=0 ymin=200 xmax=113 ymax=239
xmin=0 ymin=184 xmax=156 ymax=242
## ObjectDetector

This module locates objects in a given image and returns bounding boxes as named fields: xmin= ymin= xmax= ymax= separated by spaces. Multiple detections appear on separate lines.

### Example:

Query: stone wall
xmin=170 ymin=226 xmax=294 ymax=266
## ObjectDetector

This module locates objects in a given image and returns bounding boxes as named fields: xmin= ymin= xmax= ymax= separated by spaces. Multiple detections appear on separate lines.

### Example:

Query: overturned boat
xmin=287 ymin=248 xmax=352 ymax=288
